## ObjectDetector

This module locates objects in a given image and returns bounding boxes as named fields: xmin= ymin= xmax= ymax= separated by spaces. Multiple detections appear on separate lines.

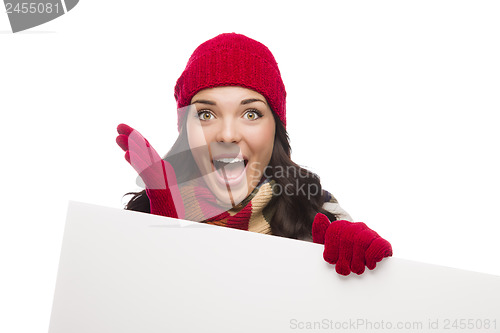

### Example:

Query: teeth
xmin=215 ymin=158 xmax=244 ymax=164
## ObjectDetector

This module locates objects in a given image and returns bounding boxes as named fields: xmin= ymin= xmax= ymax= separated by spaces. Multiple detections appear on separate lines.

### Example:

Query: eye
xmin=197 ymin=110 xmax=214 ymax=121
xmin=243 ymin=109 xmax=262 ymax=120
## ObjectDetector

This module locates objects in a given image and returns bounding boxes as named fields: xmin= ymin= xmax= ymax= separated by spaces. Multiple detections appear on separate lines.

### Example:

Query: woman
xmin=116 ymin=33 xmax=392 ymax=275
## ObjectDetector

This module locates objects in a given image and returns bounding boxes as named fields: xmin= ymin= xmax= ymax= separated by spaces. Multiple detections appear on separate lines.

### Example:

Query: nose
xmin=215 ymin=118 xmax=241 ymax=143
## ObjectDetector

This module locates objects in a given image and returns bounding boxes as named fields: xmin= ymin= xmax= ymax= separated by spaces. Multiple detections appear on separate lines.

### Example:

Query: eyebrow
xmin=192 ymin=99 xmax=216 ymax=105
xmin=241 ymin=98 xmax=267 ymax=105
xmin=191 ymin=98 xmax=267 ymax=106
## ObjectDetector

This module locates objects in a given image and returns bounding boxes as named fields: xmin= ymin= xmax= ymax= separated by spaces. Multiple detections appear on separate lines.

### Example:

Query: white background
xmin=1 ymin=1 xmax=499 ymax=332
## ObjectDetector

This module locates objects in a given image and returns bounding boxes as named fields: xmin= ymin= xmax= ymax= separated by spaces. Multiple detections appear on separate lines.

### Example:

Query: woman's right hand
xmin=116 ymin=124 xmax=184 ymax=218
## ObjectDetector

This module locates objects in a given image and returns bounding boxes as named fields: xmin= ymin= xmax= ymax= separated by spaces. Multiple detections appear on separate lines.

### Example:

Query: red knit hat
xmin=174 ymin=33 xmax=287 ymax=131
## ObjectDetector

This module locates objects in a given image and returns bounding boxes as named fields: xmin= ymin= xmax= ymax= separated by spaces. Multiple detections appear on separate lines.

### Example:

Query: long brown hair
xmin=124 ymin=111 xmax=337 ymax=240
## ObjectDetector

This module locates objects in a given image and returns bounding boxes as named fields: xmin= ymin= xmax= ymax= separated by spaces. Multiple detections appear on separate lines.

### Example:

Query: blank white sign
xmin=49 ymin=202 xmax=500 ymax=333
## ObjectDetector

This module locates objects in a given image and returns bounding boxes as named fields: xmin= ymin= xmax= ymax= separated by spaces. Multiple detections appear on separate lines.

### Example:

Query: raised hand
xmin=116 ymin=124 xmax=184 ymax=218
xmin=312 ymin=213 xmax=392 ymax=275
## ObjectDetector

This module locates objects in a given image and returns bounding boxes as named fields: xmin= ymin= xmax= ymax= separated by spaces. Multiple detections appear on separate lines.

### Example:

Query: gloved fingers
xmin=323 ymin=220 xmax=350 ymax=265
xmin=351 ymin=229 xmax=378 ymax=275
xmin=117 ymin=124 xmax=162 ymax=166
xmin=312 ymin=213 xmax=330 ymax=244
xmin=349 ymin=256 xmax=365 ymax=275
xmin=125 ymin=150 xmax=150 ymax=175
xmin=117 ymin=124 xmax=185 ymax=218
xmin=336 ymin=222 xmax=368 ymax=276
xmin=117 ymin=123 xmax=134 ymax=136
xmin=116 ymin=134 xmax=129 ymax=151
xmin=117 ymin=124 xmax=152 ymax=148
xmin=140 ymin=164 xmax=170 ymax=190
xmin=117 ymin=123 xmax=159 ymax=158
xmin=127 ymin=128 xmax=152 ymax=150
xmin=126 ymin=136 xmax=160 ymax=168
xmin=127 ymin=130 xmax=161 ymax=164
xmin=126 ymin=151 xmax=167 ymax=189
xmin=335 ymin=260 xmax=351 ymax=276
xmin=365 ymin=236 xmax=393 ymax=270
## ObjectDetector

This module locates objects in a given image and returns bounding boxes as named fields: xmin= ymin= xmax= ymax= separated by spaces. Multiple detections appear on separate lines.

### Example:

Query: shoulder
xmin=322 ymin=190 xmax=353 ymax=222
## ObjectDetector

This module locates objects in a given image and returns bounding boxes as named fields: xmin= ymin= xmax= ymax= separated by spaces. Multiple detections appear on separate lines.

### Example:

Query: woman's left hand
xmin=312 ymin=213 xmax=392 ymax=276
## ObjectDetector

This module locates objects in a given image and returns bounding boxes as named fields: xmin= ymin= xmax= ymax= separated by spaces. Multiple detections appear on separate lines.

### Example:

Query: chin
xmin=202 ymin=172 xmax=250 ymax=208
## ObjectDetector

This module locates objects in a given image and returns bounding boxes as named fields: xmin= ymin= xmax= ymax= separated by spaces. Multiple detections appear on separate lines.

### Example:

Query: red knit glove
xmin=312 ymin=213 xmax=392 ymax=275
xmin=116 ymin=124 xmax=184 ymax=218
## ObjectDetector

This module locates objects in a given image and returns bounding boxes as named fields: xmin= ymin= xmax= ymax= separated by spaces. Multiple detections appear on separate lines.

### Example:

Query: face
xmin=185 ymin=86 xmax=276 ymax=207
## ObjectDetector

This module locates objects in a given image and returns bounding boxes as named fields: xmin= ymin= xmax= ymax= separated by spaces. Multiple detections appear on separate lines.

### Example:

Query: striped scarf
xmin=180 ymin=179 xmax=275 ymax=234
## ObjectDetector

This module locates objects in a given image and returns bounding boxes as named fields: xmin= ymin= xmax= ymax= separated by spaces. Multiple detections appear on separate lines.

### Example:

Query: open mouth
xmin=211 ymin=156 xmax=248 ymax=185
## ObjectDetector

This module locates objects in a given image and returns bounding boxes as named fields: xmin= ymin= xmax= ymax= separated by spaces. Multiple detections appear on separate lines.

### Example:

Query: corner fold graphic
xmin=64 ymin=0 xmax=78 ymax=11
xmin=5 ymin=0 xmax=80 ymax=33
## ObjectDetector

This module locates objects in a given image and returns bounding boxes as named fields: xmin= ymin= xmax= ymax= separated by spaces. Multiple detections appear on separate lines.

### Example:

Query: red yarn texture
xmin=116 ymin=124 xmax=182 ymax=218
xmin=174 ymin=33 xmax=287 ymax=130
xmin=312 ymin=213 xmax=393 ymax=276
